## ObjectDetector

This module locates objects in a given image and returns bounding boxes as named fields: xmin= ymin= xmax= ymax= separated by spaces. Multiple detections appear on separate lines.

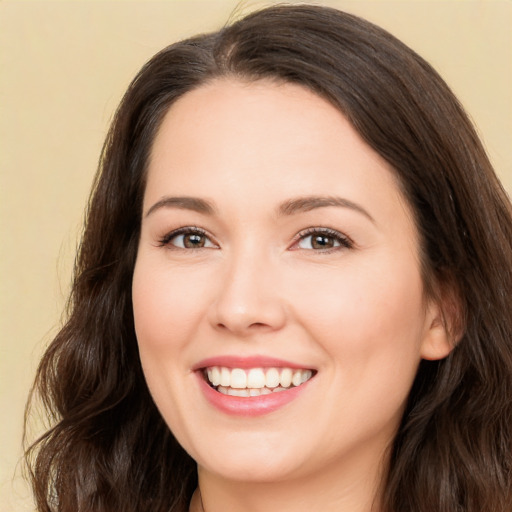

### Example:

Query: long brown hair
xmin=25 ymin=5 xmax=512 ymax=511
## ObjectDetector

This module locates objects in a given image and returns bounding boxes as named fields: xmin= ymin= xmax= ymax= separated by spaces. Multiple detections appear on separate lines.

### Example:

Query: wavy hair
xmin=25 ymin=5 xmax=512 ymax=511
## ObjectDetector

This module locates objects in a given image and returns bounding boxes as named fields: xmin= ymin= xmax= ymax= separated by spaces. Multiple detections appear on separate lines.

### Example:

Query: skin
xmin=132 ymin=79 xmax=452 ymax=512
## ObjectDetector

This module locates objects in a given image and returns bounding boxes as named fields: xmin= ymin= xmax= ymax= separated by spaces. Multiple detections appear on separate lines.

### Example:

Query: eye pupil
xmin=184 ymin=233 xmax=205 ymax=248
xmin=312 ymin=235 xmax=334 ymax=249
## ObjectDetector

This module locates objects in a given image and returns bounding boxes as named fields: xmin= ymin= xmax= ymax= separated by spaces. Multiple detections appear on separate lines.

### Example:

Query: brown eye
xmin=311 ymin=234 xmax=336 ymax=249
xmin=161 ymin=228 xmax=216 ymax=249
xmin=183 ymin=233 xmax=207 ymax=248
xmin=295 ymin=229 xmax=352 ymax=251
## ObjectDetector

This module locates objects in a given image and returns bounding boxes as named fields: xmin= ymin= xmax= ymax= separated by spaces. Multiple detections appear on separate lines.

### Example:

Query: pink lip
xmin=195 ymin=373 xmax=311 ymax=416
xmin=192 ymin=355 xmax=315 ymax=417
xmin=193 ymin=355 xmax=312 ymax=370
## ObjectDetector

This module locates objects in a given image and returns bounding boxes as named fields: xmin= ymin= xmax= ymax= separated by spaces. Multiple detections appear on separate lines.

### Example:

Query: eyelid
xmin=157 ymin=225 xmax=352 ymax=251
xmin=158 ymin=226 xmax=218 ymax=249
xmin=290 ymin=227 xmax=354 ymax=251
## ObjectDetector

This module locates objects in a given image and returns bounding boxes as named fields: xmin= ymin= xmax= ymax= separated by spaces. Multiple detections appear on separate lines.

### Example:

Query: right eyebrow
xmin=144 ymin=196 xmax=216 ymax=218
xmin=277 ymin=195 xmax=375 ymax=224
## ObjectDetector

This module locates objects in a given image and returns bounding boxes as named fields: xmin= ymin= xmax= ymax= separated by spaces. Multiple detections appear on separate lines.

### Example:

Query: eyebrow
xmin=144 ymin=194 xmax=374 ymax=222
xmin=277 ymin=195 xmax=374 ymax=222
xmin=145 ymin=196 xmax=216 ymax=217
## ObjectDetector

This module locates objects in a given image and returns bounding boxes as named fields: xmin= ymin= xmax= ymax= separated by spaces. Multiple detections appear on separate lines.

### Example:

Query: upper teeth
xmin=205 ymin=366 xmax=313 ymax=390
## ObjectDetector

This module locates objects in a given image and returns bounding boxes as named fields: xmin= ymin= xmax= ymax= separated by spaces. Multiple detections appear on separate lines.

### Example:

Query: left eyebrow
xmin=144 ymin=196 xmax=217 ymax=218
xmin=277 ymin=195 xmax=375 ymax=223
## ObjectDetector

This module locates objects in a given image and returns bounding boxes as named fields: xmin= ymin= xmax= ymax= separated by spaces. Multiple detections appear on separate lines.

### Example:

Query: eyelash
xmin=292 ymin=227 xmax=354 ymax=252
xmin=157 ymin=226 xmax=353 ymax=252
xmin=157 ymin=226 xmax=214 ymax=249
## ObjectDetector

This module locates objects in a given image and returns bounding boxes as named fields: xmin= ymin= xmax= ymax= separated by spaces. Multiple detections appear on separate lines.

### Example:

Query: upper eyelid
xmin=159 ymin=226 xmax=217 ymax=246
xmin=296 ymin=226 xmax=344 ymax=235
xmin=157 ymin=225 xmax=352 ymax=248
xmin=291 ymin=227 xmax=354 ymax=250
xmin=294 ymin=227 xmax=352 ymax=241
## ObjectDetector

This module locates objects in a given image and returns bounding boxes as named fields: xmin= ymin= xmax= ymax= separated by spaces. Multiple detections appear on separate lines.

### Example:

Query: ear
xmin=420 ymin=303 xmax=452 ymax=360
xmin=420 ymin=285 xmax=464 ymax=361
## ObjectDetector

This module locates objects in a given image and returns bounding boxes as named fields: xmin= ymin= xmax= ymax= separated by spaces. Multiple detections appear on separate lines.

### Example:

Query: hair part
xmin=26 ymin=5 xmax=512 ymax=512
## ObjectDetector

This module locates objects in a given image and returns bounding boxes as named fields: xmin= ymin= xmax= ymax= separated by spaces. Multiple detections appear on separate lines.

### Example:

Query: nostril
xmin=249 ymin=322 xmax=270 ymax=328
xmin=214 ymin=320 xmax=277 ymax=333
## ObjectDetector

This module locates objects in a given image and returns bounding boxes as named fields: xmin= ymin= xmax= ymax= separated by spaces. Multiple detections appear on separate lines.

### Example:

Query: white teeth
xmin=227 ymin=388 xmax=250 ymax=397
xmin=230 ymin=368 xmax=247 ymax=389
xmin=217 ymin=386 xmax=276 ymax=397
xmin=265 ymin=368 xmax=280 ymax=388
xmin=210 ymin=367 xmax=221 ymax=386
xmin=301 ymin=369 xmax=313 ymax=383
xmin=292 ymin=370 xmax=303 ymax=387
xmin=205 ymin=366 xmax=314 ymax=395
xmin=280 ymin=368 xmax=292 ymax=387
xmin=247 ymin=368 xmax=266 ymax=388
xmin=220 ymin=367 xmax=230 ymax=387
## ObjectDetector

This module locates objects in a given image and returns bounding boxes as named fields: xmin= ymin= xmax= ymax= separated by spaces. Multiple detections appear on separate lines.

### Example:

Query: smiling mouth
xmin=202 ymin=366 xmax=315 ymax=397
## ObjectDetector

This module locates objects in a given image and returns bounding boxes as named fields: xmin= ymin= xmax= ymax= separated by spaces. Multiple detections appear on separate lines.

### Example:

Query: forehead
xmin=145 ymin=78 xmax=409 ymax=224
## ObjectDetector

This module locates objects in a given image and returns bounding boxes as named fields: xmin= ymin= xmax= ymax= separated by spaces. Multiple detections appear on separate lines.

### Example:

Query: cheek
xmin=132 ymin=257 xmax=210 ymax=357
xmin=288 ymin=256 xmax=426 ymax=373
xmin=131 ymin=256 xmax=211 ymax=435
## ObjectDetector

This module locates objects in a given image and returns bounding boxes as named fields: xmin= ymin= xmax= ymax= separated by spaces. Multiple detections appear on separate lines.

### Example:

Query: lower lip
xmin=196 ymin=372 xmax=311 ymax=416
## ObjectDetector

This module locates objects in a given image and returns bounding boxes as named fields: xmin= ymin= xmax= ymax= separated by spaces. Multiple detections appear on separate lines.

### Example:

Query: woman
xmin=25 ymin=4 xmax=512 ymax=512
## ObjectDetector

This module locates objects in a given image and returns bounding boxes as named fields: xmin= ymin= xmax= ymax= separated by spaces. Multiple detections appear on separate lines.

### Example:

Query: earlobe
xmin=420 ymin=299 xmax=460 ymax=361
xmin=420 ymin=277 xmax=465 ymax=361
xmin=420 ymin=314 xmax=454 ymax=361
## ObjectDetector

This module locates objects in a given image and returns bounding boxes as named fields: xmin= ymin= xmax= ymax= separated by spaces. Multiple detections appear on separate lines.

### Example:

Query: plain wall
xmin=1 ymin=1 xmax=510 ymax=510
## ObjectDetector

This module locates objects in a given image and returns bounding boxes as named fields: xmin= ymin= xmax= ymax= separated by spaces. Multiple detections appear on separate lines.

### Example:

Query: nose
xmin=208 ymin=251 xmax=287 ymax=336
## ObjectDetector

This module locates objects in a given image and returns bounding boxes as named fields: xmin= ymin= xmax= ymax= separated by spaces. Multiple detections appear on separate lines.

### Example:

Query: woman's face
xmin=132 ymin=79 xmax=450 ymax=484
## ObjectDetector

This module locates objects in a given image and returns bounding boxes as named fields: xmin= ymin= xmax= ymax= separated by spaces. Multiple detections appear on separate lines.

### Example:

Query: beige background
xmin=1 ymin=1 xmax=510 ymax=510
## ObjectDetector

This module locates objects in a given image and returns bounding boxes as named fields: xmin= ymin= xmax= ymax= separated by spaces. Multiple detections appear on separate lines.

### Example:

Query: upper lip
xmin=193 ymin=355 xmax=315 ymax=371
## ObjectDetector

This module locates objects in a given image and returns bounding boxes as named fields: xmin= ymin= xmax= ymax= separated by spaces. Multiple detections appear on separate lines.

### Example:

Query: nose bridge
xmin=210 ymin=242 xmax=286 ymax=334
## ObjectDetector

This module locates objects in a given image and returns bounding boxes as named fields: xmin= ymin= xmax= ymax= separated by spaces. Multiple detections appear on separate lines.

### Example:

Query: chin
xmin=201 ymin=458 xmax=301 ymax=484
xmin=192 ymin=435 xmax=310 ymax=483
